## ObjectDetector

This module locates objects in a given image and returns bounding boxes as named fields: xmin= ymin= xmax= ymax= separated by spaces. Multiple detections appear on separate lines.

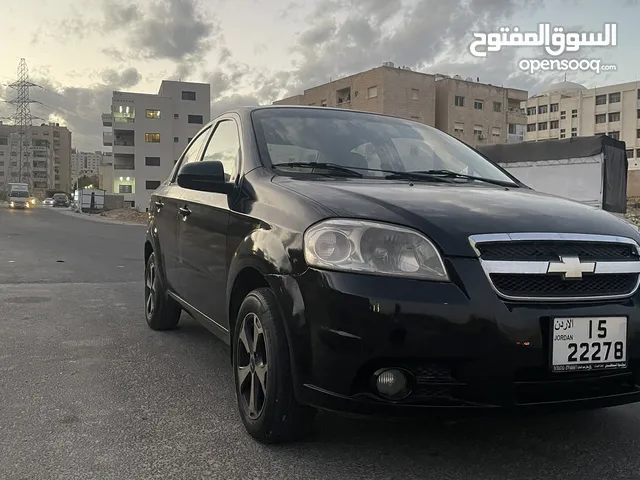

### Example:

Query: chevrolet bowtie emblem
xmin=547 ymin=255 xmax=596 ymax=279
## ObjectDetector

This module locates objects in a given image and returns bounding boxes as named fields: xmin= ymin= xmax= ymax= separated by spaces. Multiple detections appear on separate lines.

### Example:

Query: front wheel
xmin=233 ymin=288 xmax=317 ymax=443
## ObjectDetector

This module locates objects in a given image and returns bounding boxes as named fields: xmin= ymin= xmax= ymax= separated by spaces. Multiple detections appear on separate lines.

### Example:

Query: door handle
xmin=178 ymin=206 xmax=191 ymax=216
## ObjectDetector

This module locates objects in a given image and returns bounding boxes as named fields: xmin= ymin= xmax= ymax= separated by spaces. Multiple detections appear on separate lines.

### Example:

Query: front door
xmin=166 ymin=125 xmax=213 ymax=299
xmin=176 ymin=117 xmax=241 ymax=330
xmin=150 ymin=184 xmax=183 ymax=292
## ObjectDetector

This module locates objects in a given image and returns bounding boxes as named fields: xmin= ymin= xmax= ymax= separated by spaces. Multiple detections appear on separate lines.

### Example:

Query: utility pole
xmin=7 ymin=58 xmax=38 ymax=189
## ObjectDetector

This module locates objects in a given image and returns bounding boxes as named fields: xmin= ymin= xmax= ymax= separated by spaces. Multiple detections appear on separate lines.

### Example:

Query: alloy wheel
xmin=236 ymin=312 xmax=268 ymax=419
xmin=145 ymin=260 xmax=156 ymax=318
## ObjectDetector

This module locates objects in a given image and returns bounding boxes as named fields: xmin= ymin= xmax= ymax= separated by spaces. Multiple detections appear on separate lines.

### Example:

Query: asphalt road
xmin=2 ymin=206 xmax=640 ymax=480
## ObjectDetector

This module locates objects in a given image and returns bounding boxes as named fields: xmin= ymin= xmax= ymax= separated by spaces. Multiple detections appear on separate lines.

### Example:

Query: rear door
xmin=176 ymin=117 xmax=241 ymax=329
xmin=152 ymin=125 xmax=212 ymax=295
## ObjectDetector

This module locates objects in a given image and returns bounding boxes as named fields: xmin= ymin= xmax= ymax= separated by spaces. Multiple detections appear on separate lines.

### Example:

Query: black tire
xmin=233 ymin=287 xmax=317 ymax=443
xmin=144 ymin=252 xmax=181 ymax=330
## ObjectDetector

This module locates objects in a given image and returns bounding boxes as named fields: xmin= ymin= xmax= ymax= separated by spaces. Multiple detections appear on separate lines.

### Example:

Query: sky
xmin=0 ymin=0 xmax=639 ymax=151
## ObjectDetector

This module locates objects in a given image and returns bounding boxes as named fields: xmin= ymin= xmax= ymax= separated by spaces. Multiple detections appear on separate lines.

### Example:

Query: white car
xmin=43 ymin=197 xmax=54 ymax=206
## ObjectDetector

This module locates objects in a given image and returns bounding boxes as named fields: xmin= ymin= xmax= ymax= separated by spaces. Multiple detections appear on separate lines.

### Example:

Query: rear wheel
xmin=233 ymin=288 xmax=317 ymax=443
xmin=144 ymin=252 xmax=181 ymax=330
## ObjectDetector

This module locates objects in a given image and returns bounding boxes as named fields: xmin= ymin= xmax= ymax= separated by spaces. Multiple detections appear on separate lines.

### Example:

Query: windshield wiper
xmin=384 ymin=171 xmax=456 ymax=183
xmin=271 ymin=162 xmax=363 ymax=178
xmin=411 ymin=169 xmax=518 ymax=187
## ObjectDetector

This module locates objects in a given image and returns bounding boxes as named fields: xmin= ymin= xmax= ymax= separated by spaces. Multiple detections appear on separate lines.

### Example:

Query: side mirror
xmin=177 ymin=160 xmax=232 ymax=194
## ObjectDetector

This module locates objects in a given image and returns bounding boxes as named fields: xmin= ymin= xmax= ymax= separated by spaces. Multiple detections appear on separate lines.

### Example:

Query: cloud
xmin=99 ymin=67 xmax=142 ymax=88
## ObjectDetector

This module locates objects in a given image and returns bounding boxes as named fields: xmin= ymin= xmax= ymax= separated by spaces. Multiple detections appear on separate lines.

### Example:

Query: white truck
xmin=8 ymin=183 xmax=32 ymax=209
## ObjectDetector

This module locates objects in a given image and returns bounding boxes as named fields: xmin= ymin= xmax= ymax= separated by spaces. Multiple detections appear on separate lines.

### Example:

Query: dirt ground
xmin=100 ymin=208 xmax=148 ymax=224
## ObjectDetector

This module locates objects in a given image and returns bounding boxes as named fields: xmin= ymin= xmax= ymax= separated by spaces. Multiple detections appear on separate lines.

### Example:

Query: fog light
xmin=375 ymin=368 xmax=411 ymax=400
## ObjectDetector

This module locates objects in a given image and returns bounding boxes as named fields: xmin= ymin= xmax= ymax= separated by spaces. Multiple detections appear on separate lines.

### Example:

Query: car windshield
xmin=54 ymin=194 xmax=67 ymax=199
xmin=11 ymin=191 xmax=29 ymax=198
xmin=251 ymin=107 xmax=517 ymax=184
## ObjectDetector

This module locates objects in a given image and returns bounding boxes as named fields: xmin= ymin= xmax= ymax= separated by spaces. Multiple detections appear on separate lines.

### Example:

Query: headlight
xmin=303 ymin=219 xmax=449 ymax=280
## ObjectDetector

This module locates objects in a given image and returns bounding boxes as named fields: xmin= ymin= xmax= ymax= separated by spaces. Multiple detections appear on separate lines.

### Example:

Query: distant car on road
xmin=43 ymin=197 xmax=54 ymax=206
xmin=144 ymin=106 xmax=640 ymax=444
xmin=53 ymin=193 xmax=69 ymax=207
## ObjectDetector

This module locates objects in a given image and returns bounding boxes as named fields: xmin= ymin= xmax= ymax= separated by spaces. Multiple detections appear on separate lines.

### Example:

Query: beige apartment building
xmin=0 ymin=122 xmax=72 ymax=197
xmin=274 ymin=63 xmax=528 ymax=147
xmin=522 ymin=80 xmax=640 ymax=168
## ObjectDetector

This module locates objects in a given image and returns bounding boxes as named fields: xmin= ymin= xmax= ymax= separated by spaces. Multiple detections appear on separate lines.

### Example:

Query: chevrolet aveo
xmin=144 ymin=106 xmax=640 ymax=443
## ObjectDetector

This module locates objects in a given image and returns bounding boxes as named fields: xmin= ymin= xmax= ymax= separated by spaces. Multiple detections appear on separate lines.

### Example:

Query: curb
xmin=49 ymin=207 xmax=147 ymax=227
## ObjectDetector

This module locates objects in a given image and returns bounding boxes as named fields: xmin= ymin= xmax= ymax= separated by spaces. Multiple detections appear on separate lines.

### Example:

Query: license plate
xmin=551 ymin=317 xmax=627 ymax=372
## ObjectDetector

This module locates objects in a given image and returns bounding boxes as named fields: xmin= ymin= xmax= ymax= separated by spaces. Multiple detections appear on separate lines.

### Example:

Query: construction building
xmin=101 ymin=80 xmax=211 ymax=210
xmin=274 ymin=63 xmax=528 ymax=148
xmin=0 ymin=122 xmax=72 ymax=197
xmin=521 ymin=80 xmax=640 ymax=169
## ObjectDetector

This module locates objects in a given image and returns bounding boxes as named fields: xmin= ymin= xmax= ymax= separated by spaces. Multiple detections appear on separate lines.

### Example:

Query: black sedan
xmin=143 ymin=105 xmax=640 ymax=443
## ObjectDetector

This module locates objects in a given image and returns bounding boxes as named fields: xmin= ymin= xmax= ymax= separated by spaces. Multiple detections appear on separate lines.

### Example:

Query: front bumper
xmin=269 ymin=257 xmax=640 ymax=415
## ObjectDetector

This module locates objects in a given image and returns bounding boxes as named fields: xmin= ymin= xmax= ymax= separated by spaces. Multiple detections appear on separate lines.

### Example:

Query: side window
xmin=201 ymin=120 xmax=240 ymax=182
xmin=170 ymin=126 xmax=211 ymax=182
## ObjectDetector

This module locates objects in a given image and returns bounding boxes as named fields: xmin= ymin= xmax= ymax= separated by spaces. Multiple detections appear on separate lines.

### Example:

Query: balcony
xmin=103 ymin=132 xmax=113 ymax=146
xmin=112 ymin=105 xmax=135 ymax=127
xmin=113 ymin=153 xmax=135 ymax=171
xmin=507 ymin=109 xmax=526 ymax=124
xmin=507 ymin=133 xmax=524 ymax=143
xmin=102 ymin=113 xmax=113 ymax=126
xmin=113 ymin=130 xmax=135 ymax=154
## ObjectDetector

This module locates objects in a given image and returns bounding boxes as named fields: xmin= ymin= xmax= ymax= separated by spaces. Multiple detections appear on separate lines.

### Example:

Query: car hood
xmin=274 ymin=178 xmax=639 ymax=257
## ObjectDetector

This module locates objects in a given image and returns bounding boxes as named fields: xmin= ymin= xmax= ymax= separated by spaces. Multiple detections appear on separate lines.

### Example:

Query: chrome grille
xmin=469 ymin=233 xmax=640 ymax=301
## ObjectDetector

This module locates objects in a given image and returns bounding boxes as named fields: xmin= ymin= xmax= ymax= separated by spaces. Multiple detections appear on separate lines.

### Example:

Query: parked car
xmin=43 ymin=197 xmax=54 ymax=206
xmin=144 ymin=106 xmax=640 ymax=444
xmin=53 ymin=193 xmax=69 ymax=207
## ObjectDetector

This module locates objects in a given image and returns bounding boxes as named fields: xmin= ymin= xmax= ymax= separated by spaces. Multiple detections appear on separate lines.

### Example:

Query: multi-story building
xmin=274 ymin=63 xmax=528 ymax=147
xmin=72 ymin=149 xmax=103 ymax=185
xmin=0 ymin=122 xmax=72 ymax=197
xmin=521 ymin=80 xmax=640 ymax=168
xmin=434 ymin=75 xmax=528 ymax=147
xmin=101 ymin=80 xmax=211 ymax=210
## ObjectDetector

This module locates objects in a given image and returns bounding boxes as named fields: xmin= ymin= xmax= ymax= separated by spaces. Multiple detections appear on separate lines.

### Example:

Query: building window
xmin=637 ymin=129 xmax=640 ymax=138
xmin=188 ymin=115 xmax=204 ymax=124
xmin=174 ymin=114 xmax=179 ymax=119
xmin=637 ymin=149 xmax=640 ymax=157
xmin=119 ymin=184 xmax=132 ymax=194
xmin=182 ymin=91 xmax=196 ymax=101
xmin=410 ymin=116 xmax=419 ymax=120
xmin=595 ymin=94 xmax=607 ymax=105
xmin=474 ymin=100 xmax=483 ymax=110
xmin=560 ymin=133 xmax=566 ymax=138
xmin=0 ymin=152 xmax=3 ymax=156
xmin=527 ymin=123 xmax=536 ymax=132
xmin=454 ymin=122 xmax=464 ymax=134
xmin=411 ymin=89 xmax=419 ymax=100
xmin=550 ymin=103 xmax=559 ymax=112
xmin=174 ymin=137 xmax=179 ymax=143
xmin=609 ymin=112 xmax=621 ymax=122
xmin=146 ymin=180 xmax=161 ymax=190
xmin=145 ymin=156 xmax=160 ymax=166
xmin=538 ymin=122 xmax=548 ymax=130
xmin=0 ymin=137 xmax=7 ymax=145
xmin=550 ymin=120 xmax=559 ymax=129
xmin=608 ymin=131 xmax=620 ymax=140
xmin=491 ymin=127 xmax=501 ymax=137
xmin=145 ymin=109 xmax=161 ymax=119
xmin=367 ymin=86 xmax=378 ymax=99
xmin=571 ymin=109 xmax=578 ymax=118
xmin=473 ymin=125 xmax=483 ymax=135
xmin=595 ymin=114 xmax=606 ymax=124
xmin=526 ymin=107 xmax=536 ymax=116
xmin=145 ymin=133 xmax=161 ymax=143
xmin=637 ymin=109 xmax=640 ymax=119
xmin=627 ymin=149 xmax=634 ymax=158
xmin=493 ymin=102 xmax=502 ymax=112
xmin=609 ymin=92 xmax=621 ymax=103
xmin=560 ymin=110 xmax=566 ymax=119
xmin=538 ymin=105 xmax=548 ymax=114
xmin=454 ymin=95 xmax=465 ymax=107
